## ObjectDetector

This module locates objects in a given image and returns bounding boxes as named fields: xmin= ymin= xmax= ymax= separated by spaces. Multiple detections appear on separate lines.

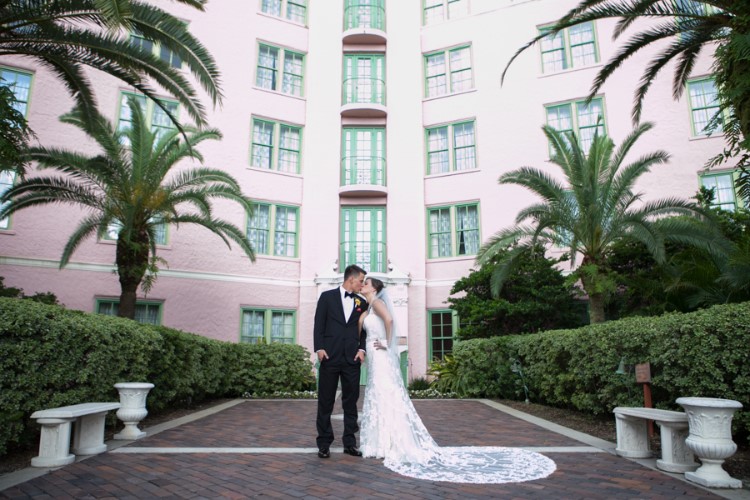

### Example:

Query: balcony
xmin=343 ymin=3 xmax=386 ymax=45
xmin=341 ymin=77 xmax=386 ymax=117
xmin=340 ymin=156 xmax=387 ymax=197
xmin=340 ymin=241 xmax=386 ymax=273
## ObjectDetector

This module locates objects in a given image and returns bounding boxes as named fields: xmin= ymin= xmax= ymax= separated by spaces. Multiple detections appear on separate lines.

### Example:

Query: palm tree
xmin=0 ymin=0 xmax=222 ymax=130
xmin=476 ymin=122 xmax=727 ymax=324
xmin=502 ymin=1 xmax=750 ymax=199
xmin=0 ymin=99 xmax=255 ymax=320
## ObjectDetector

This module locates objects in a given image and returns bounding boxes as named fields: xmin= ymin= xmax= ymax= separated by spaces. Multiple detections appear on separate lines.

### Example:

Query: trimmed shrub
xmin=0 ymin=297 xmax=314 ymax=455
xmin=451 ymin=302 xmax=750 ymax=441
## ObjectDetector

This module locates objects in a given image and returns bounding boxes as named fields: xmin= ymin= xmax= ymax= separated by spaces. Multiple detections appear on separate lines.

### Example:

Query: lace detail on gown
xmin=359 ymin=312 xmax=556 ymax=484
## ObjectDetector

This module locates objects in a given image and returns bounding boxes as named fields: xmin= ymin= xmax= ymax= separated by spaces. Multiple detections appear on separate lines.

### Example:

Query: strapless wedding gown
xmin=359 ymin=312 xmax=556 ymax=483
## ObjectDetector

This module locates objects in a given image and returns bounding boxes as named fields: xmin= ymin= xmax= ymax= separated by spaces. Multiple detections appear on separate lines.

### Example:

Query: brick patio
xmin=1 ymin=398 xmax=746 ymax=499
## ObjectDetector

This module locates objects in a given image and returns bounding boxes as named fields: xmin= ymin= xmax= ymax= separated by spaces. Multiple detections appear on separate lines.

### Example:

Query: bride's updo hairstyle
xmin=368 ymin=277 xmax=384 ymax=294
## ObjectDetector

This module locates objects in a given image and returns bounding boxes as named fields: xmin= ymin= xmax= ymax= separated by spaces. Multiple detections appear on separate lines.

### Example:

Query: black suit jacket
xmin=313 ymin=288 xmax=368 ymax=365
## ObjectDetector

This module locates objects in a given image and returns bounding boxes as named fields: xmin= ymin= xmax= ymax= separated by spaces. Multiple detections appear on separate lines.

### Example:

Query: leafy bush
xmin=0 ymin=297 xmax=314 ymax=455
xmin=408 ymin=377 xmax=431 ymax=391
xmin=448 ymin=302 xmax=750 ymax=442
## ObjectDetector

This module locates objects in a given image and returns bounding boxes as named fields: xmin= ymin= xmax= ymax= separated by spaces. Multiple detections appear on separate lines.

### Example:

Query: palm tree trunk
xmin=587 ymin=292 xmax=606 ymax=324
xmin=116 ymin=231 xmax=150 ymax=320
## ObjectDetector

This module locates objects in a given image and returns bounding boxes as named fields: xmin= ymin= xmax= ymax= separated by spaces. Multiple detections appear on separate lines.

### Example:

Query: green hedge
xmin=0 ymin=297 xmax=315 ymax=455
xmin=452 ymin=301 xmax=750 ymax=441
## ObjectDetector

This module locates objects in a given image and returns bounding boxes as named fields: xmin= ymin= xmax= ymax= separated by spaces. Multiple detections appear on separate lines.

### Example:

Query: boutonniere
xmin=354 ymin=298 xmax=361 ymax=312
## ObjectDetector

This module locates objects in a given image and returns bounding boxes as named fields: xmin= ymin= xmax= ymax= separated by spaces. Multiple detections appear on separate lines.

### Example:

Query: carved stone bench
xmin=614 ymin=407 xmax=699 ymax=473
xmin=30 ymin=402 xmax=121 ymax=467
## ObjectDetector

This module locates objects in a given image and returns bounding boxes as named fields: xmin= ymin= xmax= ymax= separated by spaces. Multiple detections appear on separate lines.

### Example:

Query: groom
xmin=314 ymin=264 xmax=368 ymax=458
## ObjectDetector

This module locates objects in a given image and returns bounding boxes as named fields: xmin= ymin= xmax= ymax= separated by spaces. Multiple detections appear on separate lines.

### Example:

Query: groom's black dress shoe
xmin=343 ymin=446 xmax=363 ymax=457
xmin=318 ymin=448 xmax=330 ymax=458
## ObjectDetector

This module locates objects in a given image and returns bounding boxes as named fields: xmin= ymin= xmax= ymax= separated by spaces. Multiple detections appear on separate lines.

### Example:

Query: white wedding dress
xmin=359 ymin=310 xmax=557 ymax=483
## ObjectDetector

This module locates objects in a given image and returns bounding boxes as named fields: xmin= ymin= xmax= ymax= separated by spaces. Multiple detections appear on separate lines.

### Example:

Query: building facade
xmin=0 ymin=0 xmax=735 ymax=378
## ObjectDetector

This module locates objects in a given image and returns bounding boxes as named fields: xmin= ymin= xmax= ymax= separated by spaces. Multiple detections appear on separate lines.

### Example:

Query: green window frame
xmin=687 ymin=77 xmax=724 ymax=137
xmin=425 ymin=119 xmax=476 ymax=174
xmin=261 ymin=0 xmax=307 ymax=24
xmin=241 ymin=308 xmax=296 ymax=344
xmin=423 ymin=0 xmax=468 ymax=25
xmin=344 ymin=0 xmax=385 ymax=31
xmin=700 ymin=172 xmax=738 ymax=211
xmin=247 ymin=203 xmax=299 ymax=257
xmin=424 ymin=45 xmax=473 ymax=98
xmin=427 ymin=203 xmax=480 ymax=258
xmin=96 ymin=299 xmax=162 ymax=325
xmin=250 ymin=117 xmax=302 ymax=173
xmin=343 ymin=54 xmax=385 ymax=106
xmin=539 ymin=21 xmax=598 ymax=73
xmin=428 ymin=309 xmax=457 ymax=361
xmin=0 ymin=171 xmax=15 ymax=230
xmin=103 ymin=218 xmax=168 ymax=246
xmin=545 ymin=97 xmax=605 ymax=153
xmin=256 ymin=43 xmax=305 ymax=97
xmin=340 ymin=206 xmax=385 ymax=273
xmin=117 ymin=92 xmax=179 ymax=144
xmin=130 ymin=32 xmax=182 ymax=69
xmin=0 ymin=67 xmax=31 ymax=230
xmin=341 ymin=127 xmax=385 ymax=186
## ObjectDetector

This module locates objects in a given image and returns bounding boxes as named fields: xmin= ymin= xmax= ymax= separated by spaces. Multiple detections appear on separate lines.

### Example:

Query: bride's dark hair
xmin=368 ymin=277 xmax=384 ymax=293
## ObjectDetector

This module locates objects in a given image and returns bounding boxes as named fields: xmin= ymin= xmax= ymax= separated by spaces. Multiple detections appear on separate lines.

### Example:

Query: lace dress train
xmin=359 ymin=313 xmax=556 ymax=484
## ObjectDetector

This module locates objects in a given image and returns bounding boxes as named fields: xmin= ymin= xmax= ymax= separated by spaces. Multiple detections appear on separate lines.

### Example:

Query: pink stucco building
xmin=0 ymin=0 xmax=734 ymax=378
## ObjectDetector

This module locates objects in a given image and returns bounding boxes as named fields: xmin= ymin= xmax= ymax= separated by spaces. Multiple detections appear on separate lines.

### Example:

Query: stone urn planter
xmin=114 ymin=382 xmax=154 ymax=440
xmin=676 ymin=397 xmax=743 ymax=489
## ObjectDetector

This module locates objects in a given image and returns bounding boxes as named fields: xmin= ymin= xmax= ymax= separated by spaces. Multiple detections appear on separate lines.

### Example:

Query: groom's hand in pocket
xmin=317 ymin=350 xmax=329 ymax=362
xmin=354 ymin=350 xmax=365 ymax=363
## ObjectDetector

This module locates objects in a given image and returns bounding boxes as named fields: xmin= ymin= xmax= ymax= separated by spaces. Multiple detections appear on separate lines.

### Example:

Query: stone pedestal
xmin=31 ymin=417 xmax=75 ymax=467
xmin=114 ymin=382 xmax=154 ymax=440
xmin=676 ymin=397 xmax=743 ymax=489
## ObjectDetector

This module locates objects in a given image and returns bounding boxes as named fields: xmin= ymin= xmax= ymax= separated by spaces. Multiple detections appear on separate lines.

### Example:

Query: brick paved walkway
xmin=1 ymin=398 xmax=747 ymax=499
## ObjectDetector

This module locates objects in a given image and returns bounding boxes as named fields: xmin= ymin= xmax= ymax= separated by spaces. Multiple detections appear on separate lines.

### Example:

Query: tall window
xmin=0 ymin=67 xmax=32 ymax=230
xmin=426 ymin=120 xmax=476 ymax=174
xmin=130 ymin=32 xmax=182 ymax=69
xmin=427 ymin=203 xmax=479 ymax=258
xmin=0 ymin=67 xmax=32 ymax=115
xmin=256 ymin=43 xmax=305 ymax=97
xmin=343 ymin=54 xmax=385 ymax=106
xmin=341 ymin=128 xmax=385 ymax=186
xmin=117 ymin=92 xmax=178 ymax=144
xmin=701 ymin=172 xmax=737 ymax=211
xmin=247 ymin=203 xmax=299 ymax=257
xmin=341 ymin=207 xmax=385 ymax=273
xmin=539 ymin=22 xmax=598 ymax=73
xmin=261 ymin=0 xmax=307 ymax=24
xmin=250 ymin=118 xmax=302 ymax=173
xmin=97 ymin=299 xmax=162 ymax=325
xmin=545 ymin=97 xmax=605 ymax=153
xmin=424 ymin=45 xmax=473 ymax=98
xmin=344 ymin=0 xmax=385 ymax=31
xmin=428 ymin=310 xmax=457 ymax=360
xmin=241 ymin=308 xmax=296 ymax=344
xmin=688 ymin=77 xmax=723 ymax=136
xmin=423 ymin=0 xmax=468 ymax=25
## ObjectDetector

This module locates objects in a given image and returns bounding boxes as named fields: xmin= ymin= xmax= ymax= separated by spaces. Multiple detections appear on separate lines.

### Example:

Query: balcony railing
xmin=341 ymin=155 xmax=386 ymax=186
xmin=339 ymin=241 xmax=386 ymax=273
xmin=344 ymin=3 xmax=386 ymax=32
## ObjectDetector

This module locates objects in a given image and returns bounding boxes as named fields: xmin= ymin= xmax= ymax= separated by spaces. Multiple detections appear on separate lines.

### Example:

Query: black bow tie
xmin=345 ymin=291 xmax=354 ymax=298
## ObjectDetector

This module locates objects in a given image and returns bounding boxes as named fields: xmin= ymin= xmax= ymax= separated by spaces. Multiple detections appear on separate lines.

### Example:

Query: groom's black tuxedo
xmin=314 ymin=287 xmax=368 ymax=450
xmin=313 ymin=288 xmax=368 ymax=364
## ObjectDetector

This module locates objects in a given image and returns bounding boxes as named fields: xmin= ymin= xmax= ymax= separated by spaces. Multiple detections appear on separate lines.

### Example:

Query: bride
xmin=357 ymin=277 xmax=556 ymax=483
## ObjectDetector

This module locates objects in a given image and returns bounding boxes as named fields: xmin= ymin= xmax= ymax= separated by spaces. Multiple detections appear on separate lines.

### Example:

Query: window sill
xmin=421 ymin=14 xmax=470 ymax=29
xmin=539 ymin=62 xmax=602 ymax=79
xmin=0 ymin=228 xmax=15 ymax=234
xmin=689 ymin=133 xmax=724 ymax=142
xmin=427 ymin=255 xmax=476 ymax=263
xmin=257 ymin=11 xmax=308 ymax=29
xmin=253 ymin=254 xmax=301 ymax=263
xmin=247 ymin=166 xmax=303 ymax=178
xmin=426 ymin=168 xmax=480 ymax=179
xmin=423 ymin=88 xmax=477 ymax=103
xmin=253 ymin=85 xmax=306 ymax=102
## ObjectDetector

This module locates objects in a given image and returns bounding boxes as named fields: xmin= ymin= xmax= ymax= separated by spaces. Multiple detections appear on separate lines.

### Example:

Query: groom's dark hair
xmin=344 ymin=264 xmax=366 ymax=281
